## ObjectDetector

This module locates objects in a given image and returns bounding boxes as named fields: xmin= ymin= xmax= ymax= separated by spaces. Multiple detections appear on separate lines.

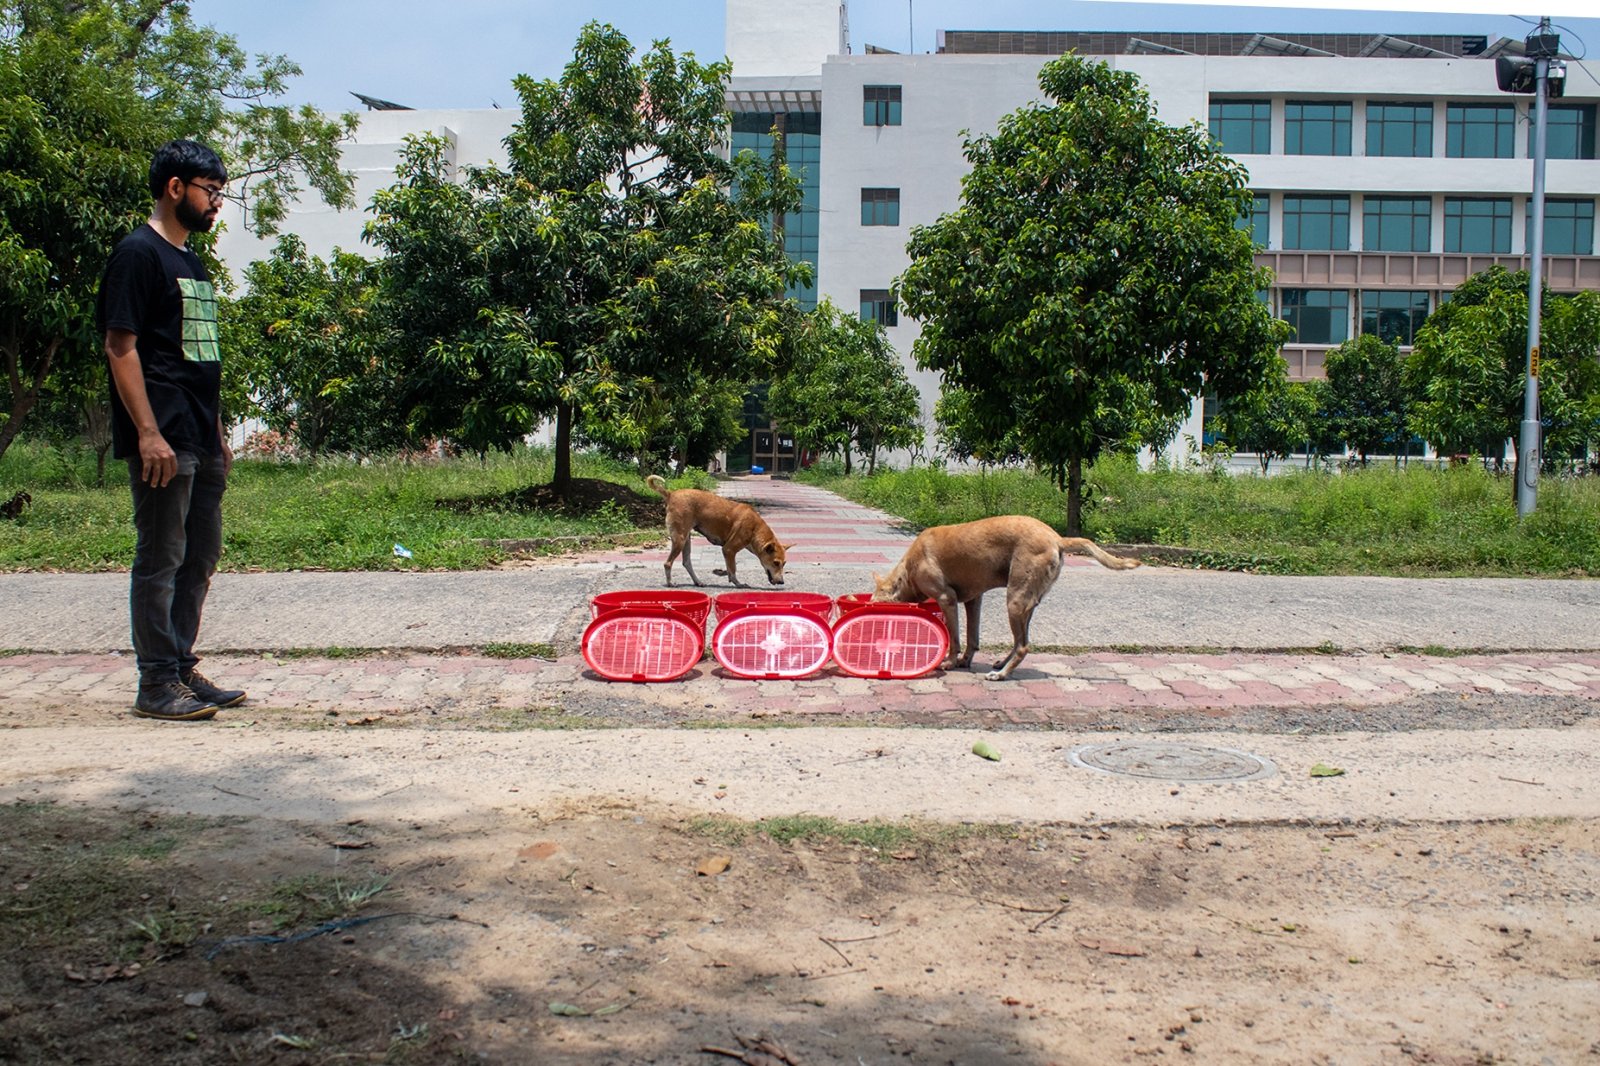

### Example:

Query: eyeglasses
xmin=184 ymin=179 xmax=226 ymax=204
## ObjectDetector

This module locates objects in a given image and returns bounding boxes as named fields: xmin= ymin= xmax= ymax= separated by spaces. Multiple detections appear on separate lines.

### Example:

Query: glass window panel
xmin=1362 ymin=196 xmax=1431 ymax=252
xmin=1528 ymin=199 xmax=1596 ymax=256
xmin=1540 ymin=104 xmax=1597 ymax=161
xmin=1444 ymin=198 xmax=1512 ymax=253
xmin=1285 ymin=101 xmax=1352 ymax=156
xmin=1360 ymin=290 xmax=1431 ymax=346
xmin=1366 ymin=102 xmax=1433 ymax=158
xmin=1281 ymin=289 xmax=1350 ymax=345
xmin=1446 ymin=104 xmax=1514 ymax=159
xmin=860 ymin=289 xmax=898 ymax=327
xmin=860 ymin=188 xmax=901 ymax=226
xmin=1282 ymin=195 xmax=1350 ymax=251
xmin=864 ymin=85 xmax=903 ymax=126
xmin=1235 ymin=193 xmax=1269 ymax=247
xmin=1208 ymin=99 xmax=1271 ymax=154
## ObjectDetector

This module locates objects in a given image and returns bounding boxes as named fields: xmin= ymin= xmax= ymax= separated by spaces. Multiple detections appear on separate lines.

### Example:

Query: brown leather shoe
xmin=133 ymin=681 xmax=219 ymax=721
xmin=182 ymin=670 xmax=247 ymax=708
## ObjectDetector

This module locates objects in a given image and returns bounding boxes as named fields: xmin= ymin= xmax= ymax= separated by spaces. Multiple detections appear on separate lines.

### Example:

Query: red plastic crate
xmin=590 ymin=590 xmax=711 ymax=629
xmin=837 ymin=592 xmax=943 ymax=621
xmin=712 ymin=591 xmax=834 ymax=625
xmin=830 ymin=603 xmax=950 ymax=679
xmin=710 ymin=610 xmax=833 ymax=679
xmin=581 ymin=608 xmax=705 ymax=682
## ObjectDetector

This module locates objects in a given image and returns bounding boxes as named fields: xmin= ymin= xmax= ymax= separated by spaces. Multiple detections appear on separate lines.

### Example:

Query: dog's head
xmin=870 ymin=564 xmax=913 ymax=603
xmin=758 ymin=540 xmax=793 ymax=585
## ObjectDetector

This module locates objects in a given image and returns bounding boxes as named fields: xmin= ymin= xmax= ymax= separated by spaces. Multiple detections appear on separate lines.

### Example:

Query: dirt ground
xmin=2 ymin=797 xmax=1596 ymax=1066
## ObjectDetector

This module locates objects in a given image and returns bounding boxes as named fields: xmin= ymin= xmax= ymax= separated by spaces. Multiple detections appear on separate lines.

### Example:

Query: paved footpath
xmin=2 ymin=476 xmax=1598 ymax=728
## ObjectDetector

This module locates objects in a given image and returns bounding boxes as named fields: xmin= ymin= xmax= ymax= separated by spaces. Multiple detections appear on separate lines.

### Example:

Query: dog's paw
xmin=985 ymin=669 xmax=1013 ymax=682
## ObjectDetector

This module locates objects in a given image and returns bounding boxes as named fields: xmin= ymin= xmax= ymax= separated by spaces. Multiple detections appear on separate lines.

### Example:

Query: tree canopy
xmin=896 ymin=53 xmax=1288 ymax=531
xmin=766 ymin=299 xmax=923 ymax=475
xmin=366 ymin=22 xmax=805 ymax=489
xmin=1322 ymin=334 xmax=1408 ymax=465
xmin=1405 ymin=266 xmax=1600 ymax=466
xmin=0 ymin=0 xmax=355 ymax=462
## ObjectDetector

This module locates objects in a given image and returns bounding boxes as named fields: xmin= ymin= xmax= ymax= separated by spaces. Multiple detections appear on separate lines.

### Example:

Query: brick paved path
xmin=5 ymin=649 xmax=1597 ymax=728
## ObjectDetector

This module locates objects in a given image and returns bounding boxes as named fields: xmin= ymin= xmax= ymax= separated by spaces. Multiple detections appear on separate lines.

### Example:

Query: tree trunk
xmin=1066 ymin=456 xmax=1084 ymax=535
xmin=0 ymin=337 xmax=60 ymax=465
xmin=553 ymin=400 xmax=573 ymax=496
xmin=842 ymin=443 xmax=852 ymax=476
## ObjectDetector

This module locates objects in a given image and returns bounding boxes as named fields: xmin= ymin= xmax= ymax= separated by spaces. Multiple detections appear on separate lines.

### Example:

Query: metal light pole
xmin=1516 ymin=19 xmax=1556 ymax=518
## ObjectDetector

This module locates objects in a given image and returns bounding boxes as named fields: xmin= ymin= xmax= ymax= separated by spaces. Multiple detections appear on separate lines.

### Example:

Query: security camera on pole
xmin=1495 ymin=18 xmax=1567 ymax=518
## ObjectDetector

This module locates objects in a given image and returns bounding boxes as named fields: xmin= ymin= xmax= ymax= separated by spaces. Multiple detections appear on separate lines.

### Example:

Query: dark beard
xmin=176 ymin=197 xmax=214 ymax=233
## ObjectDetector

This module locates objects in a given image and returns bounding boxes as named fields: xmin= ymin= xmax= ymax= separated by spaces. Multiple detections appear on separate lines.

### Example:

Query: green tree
xmin=1405 ymin=266 xmax=1600 ymax=468
xmin=767 ymin=299 xmax=923 ymax=475
xmin=1322 ymin=334 xmax=1408 ymax=465
xmin=0 ymin=0 xmax=356 ymax=463
xmin=223 ymin=234 xmax=396 ymax=456
xmin=896 ymin=54 xmax=1288 ymax=532
xmin=367 ymin=23 xmax=803 ymax=492
xmin=934 ymin=386 xmax=1024 ymax=467
xmin=1221 ymin=360 xmax=1320 ymax=474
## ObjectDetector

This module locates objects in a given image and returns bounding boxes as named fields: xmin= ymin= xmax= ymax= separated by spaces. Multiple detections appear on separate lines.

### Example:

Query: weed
xmin=688 ymin=814 xmax=997 ymax=854
xmin=481 ymin=642 xmax=556 ymax=660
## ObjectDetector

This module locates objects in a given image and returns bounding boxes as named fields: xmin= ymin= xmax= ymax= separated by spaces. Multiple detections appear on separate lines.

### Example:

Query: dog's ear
xmin=781 ymin=542 xmax=795 ymax=550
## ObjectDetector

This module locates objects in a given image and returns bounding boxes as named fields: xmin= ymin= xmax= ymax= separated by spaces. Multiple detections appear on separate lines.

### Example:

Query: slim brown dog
xmin=646 ymin=475 xmax=792 ymax=588
xmin=872 ymin=515 xmax=1138 ymax=680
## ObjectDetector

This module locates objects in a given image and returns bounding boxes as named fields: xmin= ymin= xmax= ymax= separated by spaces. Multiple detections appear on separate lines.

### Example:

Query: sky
xmin=191 ymin=1 xmax=1600 ymax=114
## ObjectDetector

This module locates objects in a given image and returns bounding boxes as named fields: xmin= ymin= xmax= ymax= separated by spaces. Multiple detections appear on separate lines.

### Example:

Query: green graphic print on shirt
xmin=178 ymin=277 xmax=220 ymax=362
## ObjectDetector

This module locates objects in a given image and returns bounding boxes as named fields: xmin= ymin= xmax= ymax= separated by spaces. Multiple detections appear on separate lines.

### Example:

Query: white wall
xmin=725 ymin=0 xmax=846 ymax=77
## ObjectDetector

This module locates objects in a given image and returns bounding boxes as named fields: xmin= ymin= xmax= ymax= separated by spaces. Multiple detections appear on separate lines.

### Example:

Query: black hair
xmin=148 ymin=139 xmax=227 ymax=200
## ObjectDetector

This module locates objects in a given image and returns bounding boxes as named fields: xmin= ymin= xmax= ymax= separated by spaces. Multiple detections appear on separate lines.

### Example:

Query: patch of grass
xmin=1394 ymin=644 xmax=1472 ymax=657
xmin=274 ymin=646 xmax=378 ymax=660
xmin=687 ymin=814 xmax=1001 ymax=853
xmin=0 ymin=441 xmax=703 ymax=573
xmin=251 ymin=874 xmax=391 ymax=931
xmin=481 ymin=642 xmax=556 ymax=660
xmin=799 ymin=457 xmax=1600 ymax=577
xmin=0 ymin=801 xmax=217 ymax=955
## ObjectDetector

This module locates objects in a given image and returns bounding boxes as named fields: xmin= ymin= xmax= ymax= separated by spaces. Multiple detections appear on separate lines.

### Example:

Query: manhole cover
xmin=1068 ymin=741 xmax=1276 ymax=782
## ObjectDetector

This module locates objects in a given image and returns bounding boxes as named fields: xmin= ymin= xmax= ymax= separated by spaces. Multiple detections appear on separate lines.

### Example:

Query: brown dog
xmin=873 ymin=515 xmax=1138 ymax=680
xmin=646 ymin=475 xmax=792 ymax=588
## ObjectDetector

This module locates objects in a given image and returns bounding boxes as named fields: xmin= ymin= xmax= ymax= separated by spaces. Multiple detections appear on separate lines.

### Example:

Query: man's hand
xmin=138 ymin=432 xmax=178 ymax=488
xmin=220 ymin=435 xmax=234 ymax=479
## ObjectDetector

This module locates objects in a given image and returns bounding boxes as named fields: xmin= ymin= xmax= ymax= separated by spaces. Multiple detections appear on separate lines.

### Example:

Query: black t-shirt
xmin=96 ymin=224 xmax=222 ymax=459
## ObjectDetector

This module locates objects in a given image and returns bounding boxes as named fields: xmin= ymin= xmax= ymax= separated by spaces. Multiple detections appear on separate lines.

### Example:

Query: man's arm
xmin=104 ymin=328 xmax=177 ymax=488
xmin=217 ymin=416 xmax=233 ymax=478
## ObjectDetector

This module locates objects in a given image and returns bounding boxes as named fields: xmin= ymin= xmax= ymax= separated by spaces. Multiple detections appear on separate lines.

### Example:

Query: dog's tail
xmin=1059 ymin=537 xmax=1140 ymax=570
xmin=645 ymin=474 xmax=670 ymax=499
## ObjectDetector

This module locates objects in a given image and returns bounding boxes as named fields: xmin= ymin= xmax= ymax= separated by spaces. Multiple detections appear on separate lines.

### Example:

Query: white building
xmin=222 ymin=0 xmax=1600 ymax=470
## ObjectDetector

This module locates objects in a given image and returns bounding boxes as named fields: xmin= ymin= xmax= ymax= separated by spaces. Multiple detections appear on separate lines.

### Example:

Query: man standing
xmin=99 ymin=139 xmax=246 ymax=721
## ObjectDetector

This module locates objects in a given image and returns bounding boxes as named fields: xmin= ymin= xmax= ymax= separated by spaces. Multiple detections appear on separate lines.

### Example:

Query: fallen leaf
xmin=345 ymin=716 xmax=383 ymax=727
xmin=971 ymin=740 xmax=1002 ymax=762
xmin=1309 ymin=763 xmax=1346 ymax=777
xmin=890 ymin=850 xmax=918 ymax=861
xmin=1078 ymin=938 xmax=1146 ymax=957
xmin=518 ymin=841 xmax=560 ymax=861
xmin=548 ymin=1002 xmax=588 ymax=1017
xmin=696 ymin=855 xmax=732 ymax=877
xmin=330 ymin=840 xmax=372 ymax=850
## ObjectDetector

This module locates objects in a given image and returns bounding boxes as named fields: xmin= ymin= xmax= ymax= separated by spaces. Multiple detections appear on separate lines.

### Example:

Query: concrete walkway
xmin=1 ymin=475 xmax=1598 ymax=728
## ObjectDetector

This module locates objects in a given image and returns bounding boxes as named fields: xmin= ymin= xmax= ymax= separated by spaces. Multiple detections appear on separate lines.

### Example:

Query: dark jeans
xmin=127 ymin=451 xmax=226 ymax=684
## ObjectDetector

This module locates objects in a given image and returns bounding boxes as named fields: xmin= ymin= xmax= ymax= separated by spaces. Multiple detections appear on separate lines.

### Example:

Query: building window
xmin=1444 ymin=197 xmax=1512 ymax=253
xmin=1541 ymin=104 xmax=1597 ymax=160
xmin=863 ymin=85 xmax=902 ymax=126
xmin=1208 ymin=99 xmax=1271 ymax=154
xmin=1285 ymin=101 xmax=1352 ymax=156
xmin=1236 ymin=193 xmax=1269 ymax=248
xmin=1361 ymin=291 xmax=1430 ymax=347
xmin=1362 ymin=196 xmax=1431 ymax=252
xmin=1528 ymin=199 xmax=1596 ymax=256
xmin=1366 ymin=102 xmax=1433 ymax=158
xmin=860 ymin=289 xmax=897 ymax=327
xmin=860 ymin=188 xmax=901 ymax=226
xmin=1281 ymin=289 xmax=1349 ymax=346
xmin=1282 ymin=195 xmax=1350 ymax=250
xmin=1446 ymin=104 xmax=1514 ymax=159
xmin=732 ymin=111 xmax=821 ymax=310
